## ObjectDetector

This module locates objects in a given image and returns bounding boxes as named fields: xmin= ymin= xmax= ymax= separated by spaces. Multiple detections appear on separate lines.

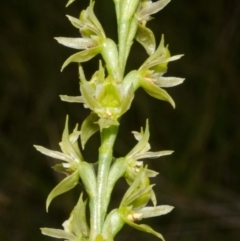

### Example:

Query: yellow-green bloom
xmin=124 ymin=120 xmax=173 ymax=185
xmin=138 ymin=35 xmax=184 ymax=107
xmin=135 ymin=0 xmax=171 ymax=54
xmin=61 ymin=64 xmax=134 ymax=131
xmin=119 ymin=168 xmax=174 ymax=241
xmin=34 ymin=116 xmax=83 ymax=211
xmin=55 ymin=1 xmax=105 ymax=71
xmin=41 ymin=193 xmax=89 ymax=241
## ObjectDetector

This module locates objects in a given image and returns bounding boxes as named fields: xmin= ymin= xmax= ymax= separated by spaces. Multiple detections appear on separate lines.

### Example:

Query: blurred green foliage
xmin=0 ymin=0 xmax=240 ymax=240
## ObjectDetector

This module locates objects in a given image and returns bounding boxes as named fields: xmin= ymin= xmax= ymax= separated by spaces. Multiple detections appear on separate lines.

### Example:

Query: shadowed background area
xmin=0 ymin=0 xmax=240 ymax=240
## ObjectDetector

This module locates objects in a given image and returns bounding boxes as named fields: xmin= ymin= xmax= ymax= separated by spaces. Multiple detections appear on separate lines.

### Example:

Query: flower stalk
xmin=35 ymin=0 xmax=184 ymax=240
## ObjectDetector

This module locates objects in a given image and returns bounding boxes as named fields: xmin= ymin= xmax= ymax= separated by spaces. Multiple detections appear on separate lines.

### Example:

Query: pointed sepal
xmin=80 ymin=112 xmax=100 ymax=149
xmin=46 ymin=170 xmax=79 ymax=212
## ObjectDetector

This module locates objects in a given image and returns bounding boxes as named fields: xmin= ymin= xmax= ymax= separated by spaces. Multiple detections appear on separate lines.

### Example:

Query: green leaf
xmin=55 ymin=37 xmax=96 ymax=50
xmin=41 ymin=228 xmax=78 ymax=241
xmin=61 ymin=45 xmax=102 ymax=71
xmin=101 ymin=38 xmax=120 ymax=80
xmin=103 ymin=209 xmax=125 ymax=238
xmin=135 ymin=23 xmax=156 ymax=55
xmin=46 ymin=170 xmax=79 ymax=212
xmin=80 ymin=112 xmax=100 ymax=149
xmin=108 ymin=158 xmax=127 ymax=192
xmin=140 ymin=78 xmax=175 ymax=108
xmin=140 ymin=205 xmax=174 ymax=219
xmin=79 ymin=162 xmax=97 ymax=198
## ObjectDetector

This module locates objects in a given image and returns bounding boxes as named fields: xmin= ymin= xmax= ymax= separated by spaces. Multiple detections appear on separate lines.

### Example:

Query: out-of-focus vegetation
xmin=0 ymin=0 xmax=240 ymax=240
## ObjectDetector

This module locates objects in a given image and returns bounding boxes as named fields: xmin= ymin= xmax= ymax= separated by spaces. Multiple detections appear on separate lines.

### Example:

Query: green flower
xmin=135 ymin=0 xmax=171 ymax=55
xmin=34 ymin=116 xmax=83 ymax=174
xmin=55 ymin=1 xmax=105 ymax=71
xmin=124 ymin=120 xmax=173 ymax=186
xmin=138 ymin=35 xmax=184 ymax=107
xmin=61 ymin=63 xmax=134 ymax=132
xmin=41 ymin=193 xmax=89 ymax=241
xmin=103 ymin=167 xmax=173 ymax=241
xmin=120 ymin=167 xmax=174 ymax=241
xmin=137 ymin=0 xmax=171 ymax=25
xmin=122 ymin=36 xmax=184 ymax=108
xmin=34 ymin=116 xmax=83 ymax=211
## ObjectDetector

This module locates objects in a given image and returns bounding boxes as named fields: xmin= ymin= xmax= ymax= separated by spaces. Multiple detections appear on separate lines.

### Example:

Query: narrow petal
xmin=41 ymin=228 xmax=78 ymax=241
xmin=65 ymin=0 xmax=76 ymax=8
xmin=34 ymin=145 xmax=71 ymax=162
xmin=145 ymin=54 xmax=184 ymax=70
xmin=55 ymin=37 xmax=96 ymax=50
xmin=88 ymin=1 xmax=105 ymax=38
xmin=140 ymin=205 xmax=174 ymax=218
xmin=66 ymin=15 xmax=82 ymax=29
xmin=60 ymin=95 xmax=85 ymax=103
xmin=138 ymin=0 xmax=171 ymax=20
xmin=134 ymin=150 xmax=174 ymax=159
xmin=154 ymin=77 xmax=185 ymax=87
xmin=61 ymin=116 xmax=83 ymax=162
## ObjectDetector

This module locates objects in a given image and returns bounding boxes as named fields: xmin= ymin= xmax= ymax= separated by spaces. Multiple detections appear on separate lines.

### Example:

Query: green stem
xmin=91 ymin=125 xmax=119 ymax=239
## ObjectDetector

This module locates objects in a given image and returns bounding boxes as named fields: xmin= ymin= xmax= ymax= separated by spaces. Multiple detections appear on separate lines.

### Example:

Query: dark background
xmin=1 ymin=0 xmax=240 ymax=240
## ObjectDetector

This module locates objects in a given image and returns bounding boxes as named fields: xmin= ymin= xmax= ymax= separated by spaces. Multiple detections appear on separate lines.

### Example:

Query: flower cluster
xmin=35 ymin=0 xmax=184 ymax=240
xmin=36 ymin=119 xmax=174 ymax=240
